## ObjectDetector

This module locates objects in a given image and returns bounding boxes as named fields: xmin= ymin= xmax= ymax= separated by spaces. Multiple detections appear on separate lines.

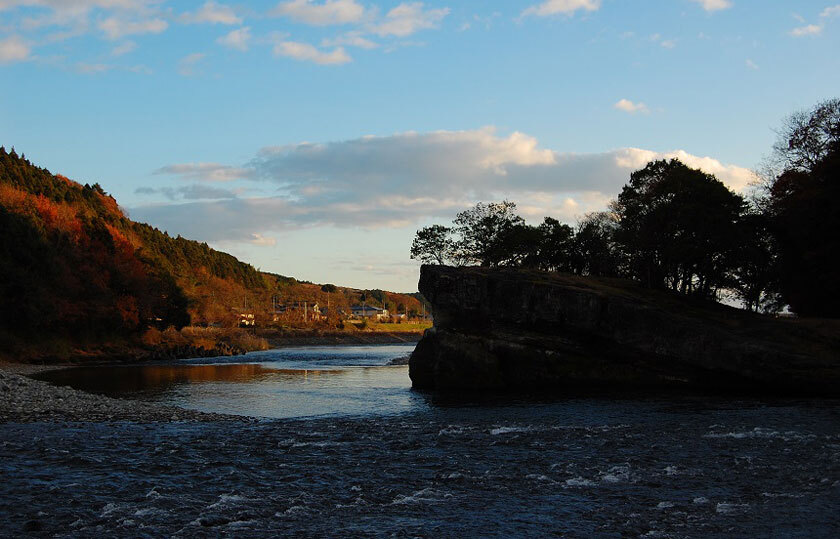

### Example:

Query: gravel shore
xmin=0 ymin=366 xmax=243 ymax=423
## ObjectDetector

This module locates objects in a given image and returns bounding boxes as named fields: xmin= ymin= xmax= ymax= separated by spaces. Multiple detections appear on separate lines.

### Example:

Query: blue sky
xmin=2 ymin=0 xmax=839 ymax=291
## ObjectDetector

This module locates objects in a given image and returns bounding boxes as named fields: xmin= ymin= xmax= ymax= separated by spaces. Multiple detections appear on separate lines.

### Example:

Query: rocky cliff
xmin=409 ymin=265 xmax=840 ymax=395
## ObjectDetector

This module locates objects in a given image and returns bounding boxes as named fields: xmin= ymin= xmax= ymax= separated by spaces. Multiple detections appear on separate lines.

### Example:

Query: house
xmin=350 ymin=304 xmax=390 ymax=321
xmin=272 ymin=302 xmax=323 ymax=322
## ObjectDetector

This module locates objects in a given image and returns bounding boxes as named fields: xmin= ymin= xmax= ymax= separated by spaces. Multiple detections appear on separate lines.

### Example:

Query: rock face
xmin=409 ymin=265 xmax=840 ymax=394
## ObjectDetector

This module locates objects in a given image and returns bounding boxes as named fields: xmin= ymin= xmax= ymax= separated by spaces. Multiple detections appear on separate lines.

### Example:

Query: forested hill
xmin=0 ymin=147 xmax=427 ymax=359
xmin=0 ymin=147 xmax=268 ymax=347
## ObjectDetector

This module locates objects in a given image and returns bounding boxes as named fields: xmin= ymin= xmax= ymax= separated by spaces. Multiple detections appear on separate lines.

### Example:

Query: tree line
xmin=411 ymin=99 xmax=839 ymax=318
xmin=0 ymin=147 xmax=275 ymax=343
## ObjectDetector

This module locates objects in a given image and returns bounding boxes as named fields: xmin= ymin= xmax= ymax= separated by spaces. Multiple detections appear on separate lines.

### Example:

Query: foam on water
xmin=391 ymin=487 xmax=454 ymax=506
xmin=704 ymin=427 xmax=817 ymax=442
xmin=565 ymin=477 xmax=597 ymax=487
xmin=489 ymin=426 xmax=534 ymax=435
xmin=716 ymin=502 xmax=750 ymax=515
xmin=5 ymin=345 xmax=840 ymax=537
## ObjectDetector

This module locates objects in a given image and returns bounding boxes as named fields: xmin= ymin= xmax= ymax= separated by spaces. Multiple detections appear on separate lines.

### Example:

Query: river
xmin=2 ymin=344 xmax=839 ymax=537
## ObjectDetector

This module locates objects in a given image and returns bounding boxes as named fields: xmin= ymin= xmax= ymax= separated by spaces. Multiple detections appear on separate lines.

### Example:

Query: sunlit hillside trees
xmin=0 ymin=149 xmax=426 ymax=355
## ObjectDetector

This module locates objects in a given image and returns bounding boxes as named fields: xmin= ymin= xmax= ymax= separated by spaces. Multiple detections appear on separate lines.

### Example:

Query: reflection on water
xmin=36 ymin=344 xmax=424 ymax=419
xmin=38 ymin=363 xmax=343 ymax=394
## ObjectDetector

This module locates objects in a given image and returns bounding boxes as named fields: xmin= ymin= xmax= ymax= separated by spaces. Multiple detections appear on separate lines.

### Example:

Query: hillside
xmin=0 ymin=148 xmax=425 ymax=360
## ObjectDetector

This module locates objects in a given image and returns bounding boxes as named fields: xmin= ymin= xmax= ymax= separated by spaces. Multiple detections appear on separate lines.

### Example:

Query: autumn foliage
xmin=0 ymin=147 xmax=427 ymax=357
xmin=0 ymin=147 xmax=266 ymax=346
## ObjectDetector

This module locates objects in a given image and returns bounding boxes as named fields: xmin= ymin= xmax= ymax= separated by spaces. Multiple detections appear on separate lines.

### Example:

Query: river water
xmin=3 ymin=344 xmax=840 ymax=537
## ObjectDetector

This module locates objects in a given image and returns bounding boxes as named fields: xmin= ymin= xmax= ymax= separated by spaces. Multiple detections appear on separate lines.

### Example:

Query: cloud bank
xmin=134 ymin=128 xmax=756 ymax=245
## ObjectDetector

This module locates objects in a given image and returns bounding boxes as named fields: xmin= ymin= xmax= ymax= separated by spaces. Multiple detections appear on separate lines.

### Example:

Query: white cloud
xmin=155 ymin=162 xmax=253 ymax=182
xmin=690 ymin=0 xmax=732 ymax=12
xmin=273 ymin=40 xmax=351 ymax=65
xmin=649 ymin=33 xmax=676 ymax=48
xmin=820 ymin=5 xmax=840 ymax=18
xmin=0 ymin=35 xmax=29 ymax=63
xmin=322 ymin=31 xmax=378 ymax=49
xmin=247 ymin=128 xmax=752 ymax=195
xmin=614 ymin=99 xmax=650 ymax=114
xmin=76 ymin=61 xmax=112 ymax=73
xmin=369 ymin=2 xmax=450 ymax=37
xmin=788 ymin=6 xmax=840 ymax=37
xmin=217 ymin=26 xmax=251 ymax=51
xmin=271 ymin=0 xmax=365 ymax=26
xmin=0 ymin=0 xmax=166 ymax=47
xmin=140 ymin=128 xmax=756 ymax=244
xmin=789 ymin=23 xmax=822 ymax=37
xmin=180 ymin=1 xmax=241 ymax=25
xmin=248 ymin=233 xmax=277 ymax=246
xmin=73 ymin=61 xmax=152 ymax=74
xmin=98 ymin=17 xmax=167 ymax=40
xmin=136 ymin=183 xmax=239 ymax=200
xmin=745 ymin=58 xmax=758 ymax=70
xmin=21 ymin=7 xmax=91 ymax=32
xmin=110 ymin=40 xmax=136 ymax=55
xmin=0 ymin=0 xmax=160 ymax=13
xmin=520 ymin=0 xmax=601 ymax=19
xmin=177 ymin=52 xmax=205 ymax=76
xmin=127 ymin=63 xmax=152 ymax=74
xmin=612 ymin=148 xmax=755 ymax=192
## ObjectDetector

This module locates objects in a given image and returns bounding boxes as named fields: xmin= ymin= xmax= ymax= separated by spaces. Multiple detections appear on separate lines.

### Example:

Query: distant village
xmin=214 ymin=282 xmax=432 ymax=329
xmin=237 ymin=298 xmax=429 ymax=327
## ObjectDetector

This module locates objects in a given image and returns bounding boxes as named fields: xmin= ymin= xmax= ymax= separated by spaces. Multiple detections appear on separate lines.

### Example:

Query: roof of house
xmin=350 ymin=304 xmax=385 ymax=312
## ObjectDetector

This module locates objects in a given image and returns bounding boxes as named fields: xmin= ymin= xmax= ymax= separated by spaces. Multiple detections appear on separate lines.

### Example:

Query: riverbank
xmin=259 ymin=328 xmax=424 ymax=348
xmin=0 ymin=326 xmax=425 ymax=368
xmin=0 ymin=367 xmax=243 ymax=423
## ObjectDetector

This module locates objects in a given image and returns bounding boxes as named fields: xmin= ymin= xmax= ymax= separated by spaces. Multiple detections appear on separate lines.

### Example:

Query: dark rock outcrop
xmin=409 ymin=265 xmax=840 ymax=395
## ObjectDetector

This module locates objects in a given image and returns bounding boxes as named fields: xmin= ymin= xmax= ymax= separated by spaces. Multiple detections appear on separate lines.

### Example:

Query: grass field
xmin=347 ymin=321 xmax=432 ymax=332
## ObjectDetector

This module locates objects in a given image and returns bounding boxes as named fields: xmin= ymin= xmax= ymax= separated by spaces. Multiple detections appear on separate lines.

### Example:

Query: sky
xmin=1 ymin=0 xmax=839 ymax=292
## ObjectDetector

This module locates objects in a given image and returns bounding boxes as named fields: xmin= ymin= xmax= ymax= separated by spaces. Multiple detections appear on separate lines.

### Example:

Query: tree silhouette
xmin=452 ymin=200 xmax=525 ymax=267
xmin=613 ymin=159 xmax=746 ymax=298
xmin=410 ymin=224 xmax=453 ymax=265
xmin=768 ymin=147 xmax=839 ymax=317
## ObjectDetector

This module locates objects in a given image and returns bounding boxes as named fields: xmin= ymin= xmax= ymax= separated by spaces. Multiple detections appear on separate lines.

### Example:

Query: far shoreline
xmin=0 ymin=329 xmax=423 ymax=375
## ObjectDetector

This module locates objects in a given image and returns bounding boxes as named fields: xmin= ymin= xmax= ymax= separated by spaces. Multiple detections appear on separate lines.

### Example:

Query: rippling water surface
xmin=4 ymin=345 xmax=840 ymax=537
xmin=35 ymin=344 xmax=423 ymax=419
